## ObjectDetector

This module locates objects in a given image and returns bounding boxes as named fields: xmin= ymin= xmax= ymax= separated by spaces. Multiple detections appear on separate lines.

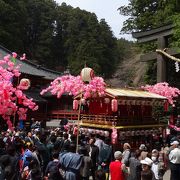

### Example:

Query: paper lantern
xmin=99 ymin=130 xmax=104 ymax=136
xmin=81 ymin=98 xmax=86 ymax=105
xmin=73 ymin=100 xmax=79 ymax=110
xmin=96 ymin=130 xmax=100 ymax=134
xmin=121 ymin=131 xmax=125 ymax=137
xmin=136 ymin=100 xmax=141 ymax=105
xmin=111 ymin=99 xmax=118 ymax=112
xmin=145 ymin=130 xmax=148 ymax=136
xmin=88 ymin=129 xmax=92 ymax=133
xmin=19 ymin=78 xmax=30 ymax=90
xmin=126 ymin=131 xmax=131 ymax=136
xmin=104 ymin=131 xmax=109 ymax=137
xmin=104 ymin=98 xmax=110 ymax=104
xmin=111 ymin=128 xmax=117 ymax=144
xmin=131 ymin=100 xmax=136 ymax=105
xmin=91 ymin=129 xmax=95 ymax=134
xmin=80 ymin=67 xmax=95 ymax=82
xmin=136 ymin=130 xmax=140 ymax=136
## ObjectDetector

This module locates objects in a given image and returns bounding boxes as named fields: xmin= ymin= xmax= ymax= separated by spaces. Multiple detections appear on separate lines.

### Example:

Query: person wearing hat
xmin=140 ymin=157 xmax=155 ymax=180
xmin=122 ymin=143 xmax=131 ymax=166
xmin=168 ymin=140 xmax=180 ymax=180
xmin=139 ymin=144 xmax=148 ymax=161
xmin=109 ymin=151 xmax=128 ymax=180
xmin=151 ymin=149 xmax=166 ymax=180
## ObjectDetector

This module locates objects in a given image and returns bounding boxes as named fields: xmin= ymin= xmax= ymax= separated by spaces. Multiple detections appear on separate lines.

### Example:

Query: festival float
xmin=42 ymin=67 xmax=179 ymax=149
xmin=76 ymin=70 xmax=169 ymax=149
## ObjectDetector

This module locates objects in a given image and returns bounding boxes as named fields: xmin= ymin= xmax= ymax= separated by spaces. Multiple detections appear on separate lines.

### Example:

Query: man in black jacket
xmin=86 ymin=137 xmax=99 ymax=180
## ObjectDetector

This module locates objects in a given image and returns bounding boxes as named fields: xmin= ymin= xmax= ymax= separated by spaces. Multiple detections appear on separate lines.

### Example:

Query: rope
xmin=156 ymin=49 xmax=180 ymax=63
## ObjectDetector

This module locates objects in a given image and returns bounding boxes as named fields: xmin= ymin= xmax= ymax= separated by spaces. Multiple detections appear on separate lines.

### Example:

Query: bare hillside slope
xmin=106 ymin=46 xmax=147 ymax=88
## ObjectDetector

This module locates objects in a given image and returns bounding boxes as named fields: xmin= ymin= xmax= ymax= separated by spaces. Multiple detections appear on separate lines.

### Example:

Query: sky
xmin=55 ymin=0 xmax=133 ymax=40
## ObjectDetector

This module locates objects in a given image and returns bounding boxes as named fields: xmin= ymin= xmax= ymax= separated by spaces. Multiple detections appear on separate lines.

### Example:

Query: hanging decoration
xmin=111 ymin=99 xmax=118 ymax=112
xmin=104 ymin=131 xmax=110 ymax=137
xmin=164 ymin=101 xmax=169 ymax=112
xmin=18 ymin=78 xmax=31 ymax=90
xmin=81 ymin=98 xmax=86 ymax=105
xmin=73 ymin=100 xmax=79 ymax=110
xmin=111 ymin=128 xmax=117 ymax=144
xmin=80 ymin=67 xmax=95 ymax=83
xmin=104 ymin=97 xmax=110 ymax=104
xmin=175 ymin=62 xmax=179 ymax=72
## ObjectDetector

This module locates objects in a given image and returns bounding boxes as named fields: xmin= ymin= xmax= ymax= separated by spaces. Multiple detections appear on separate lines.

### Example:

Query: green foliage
xmin=0 ymin=1 xmax=121 ymax=78
xmin=118 ymin=0 xmax=178 ymax=33
xmin=171 ymin=14 xmax=180 ymax=49
xmin=119 ymin=0 xmax=180 ymax=85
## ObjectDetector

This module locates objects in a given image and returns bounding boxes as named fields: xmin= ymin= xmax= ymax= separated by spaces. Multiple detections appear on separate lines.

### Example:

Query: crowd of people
xmin=0 ymin=121 xmax=179 ymax=180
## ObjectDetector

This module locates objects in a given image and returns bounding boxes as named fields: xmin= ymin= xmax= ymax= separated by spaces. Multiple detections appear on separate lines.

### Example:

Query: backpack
xmin=48 ymin=161 xmax=62 ymax=180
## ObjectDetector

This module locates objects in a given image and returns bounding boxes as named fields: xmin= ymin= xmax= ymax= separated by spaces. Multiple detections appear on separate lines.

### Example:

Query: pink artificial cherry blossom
xmin=41 ymin=75 xmax=106 ymax=99
xmin=142 ymin=82 xmax=180 ymax=105
xmin=0 ymin=53 xmax=38 ymax=130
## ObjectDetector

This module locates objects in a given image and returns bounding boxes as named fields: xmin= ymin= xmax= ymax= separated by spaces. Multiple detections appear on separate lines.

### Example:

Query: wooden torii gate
xmin=132 ymin=24 xmax=179 ymax=82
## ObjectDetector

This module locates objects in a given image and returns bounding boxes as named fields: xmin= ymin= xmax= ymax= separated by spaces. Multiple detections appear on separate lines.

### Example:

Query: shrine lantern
xmin=73 ymin=100 xmax=79 ymax=110
xmin=111 ymin=99 xmax=118 ymax=112
xmin=19 ymin=78 xmax=30 ymax=90
xmin=80 ymin=67 xmax=95 ymax=82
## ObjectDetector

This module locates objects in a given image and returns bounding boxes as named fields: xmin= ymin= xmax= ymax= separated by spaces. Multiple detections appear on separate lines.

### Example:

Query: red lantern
xmin=73 ymin=100 xmax=79 ymax=110
xmin=164 ymin=101 xmax=169 ymax=112
xmin=111 ymin=99 xmax=118 ymax=112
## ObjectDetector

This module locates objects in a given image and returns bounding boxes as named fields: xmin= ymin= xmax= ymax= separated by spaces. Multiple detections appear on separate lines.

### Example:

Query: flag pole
xmin=76 ymin=92 xmax=83 ymax=153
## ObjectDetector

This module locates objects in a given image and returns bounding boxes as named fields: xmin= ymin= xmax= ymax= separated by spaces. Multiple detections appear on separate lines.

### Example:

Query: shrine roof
xmin=105 ymin=88 xmax=167 ymax=100
xmin=24 ymin=89 xmax=47 ymax=102
xmin=0 ymin=45 xmax=61 ymax=80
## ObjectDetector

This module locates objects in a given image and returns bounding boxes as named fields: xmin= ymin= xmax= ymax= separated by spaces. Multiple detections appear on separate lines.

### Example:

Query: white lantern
xmin=80 ymin=67 xmax=95 ymax=82
xmin=131 ymin=131 xmax=135 ymax=136
xmin=104 ymin=98 xmax=110 ymax=104
xmin=99 ymin=130 xmax=104 ymax=136
xmin=126 ymin=131 xmax=131 ymax=136
xmin=96 ymin=130 xmax=100 ymax=134
xmin=19 ymin=78 xmax=30 ymax=90
xmin=81 ymin=98 xmax=86 ymax=105
xmin=104 ymin=131 xmax=110 ymax=137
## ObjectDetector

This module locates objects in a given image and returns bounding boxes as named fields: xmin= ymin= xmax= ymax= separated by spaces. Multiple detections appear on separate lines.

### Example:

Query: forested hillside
xmin=1 ymin=0 xmax=179 ymax=87
xmin=0 ymin=0 xmax=124 ymax=79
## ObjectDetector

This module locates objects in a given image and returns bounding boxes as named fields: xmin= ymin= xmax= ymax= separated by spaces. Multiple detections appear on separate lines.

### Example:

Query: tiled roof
xmin=0 ymin=45 xmax=61 ymax=80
